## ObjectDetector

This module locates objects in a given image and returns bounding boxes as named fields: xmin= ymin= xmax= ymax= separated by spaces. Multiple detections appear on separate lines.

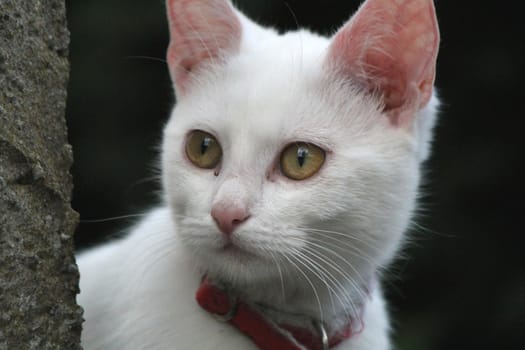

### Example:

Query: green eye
xmin=185 ymin=130 xmax=222 ymax=169
xmin=280 ymin=142 xmax=325 ymax=180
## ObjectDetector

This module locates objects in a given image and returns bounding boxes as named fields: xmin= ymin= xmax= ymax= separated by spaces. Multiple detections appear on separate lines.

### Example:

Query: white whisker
xmin=299 ymin=226 xmax=382 ymax=253
xmin=282 ymin=253 xmax=324 ymax=322
xmin=80 ymin=213 xmax=148 ymax=223
xmin=289 ymin=247 xmax=355 ymax=323
xmin=261 ymin=245 xmax=287 ymax=303
xmin=291 ymin=237 xmax=369 ymax=303
xmin=307 ymin=234 xmax=379 ymax=270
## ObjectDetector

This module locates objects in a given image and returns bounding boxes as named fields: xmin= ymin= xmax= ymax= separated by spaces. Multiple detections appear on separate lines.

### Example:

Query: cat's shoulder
xmin=77 ymin=207 xmax=175 ymax=303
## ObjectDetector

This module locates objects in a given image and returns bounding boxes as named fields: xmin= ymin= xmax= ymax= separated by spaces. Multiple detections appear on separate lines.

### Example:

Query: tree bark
xmin=0 ymin=0 xmax=82 ymax=349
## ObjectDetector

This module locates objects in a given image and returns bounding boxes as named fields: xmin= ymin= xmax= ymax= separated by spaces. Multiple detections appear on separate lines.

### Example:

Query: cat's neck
xmin=203 ymin=263 xmax=375 ymax=337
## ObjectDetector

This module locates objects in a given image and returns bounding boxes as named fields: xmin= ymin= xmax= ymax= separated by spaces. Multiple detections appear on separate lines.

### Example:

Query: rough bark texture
xmin=0 ymin=0 xmax=82 ymax=349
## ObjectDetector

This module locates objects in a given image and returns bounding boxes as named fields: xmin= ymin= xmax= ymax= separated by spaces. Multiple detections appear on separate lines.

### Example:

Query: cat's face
xmin=162 ymin=0 xmax=439 ymax=286
xmin=162 ymin=39 xmax=428 ymax=285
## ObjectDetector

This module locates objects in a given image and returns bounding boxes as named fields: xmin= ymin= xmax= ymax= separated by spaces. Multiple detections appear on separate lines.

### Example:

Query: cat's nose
xmin=211 ymin=205 xmax=250 ymax=236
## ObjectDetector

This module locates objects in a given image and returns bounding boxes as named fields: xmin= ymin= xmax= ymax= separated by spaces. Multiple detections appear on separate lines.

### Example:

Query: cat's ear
xmin=326 ymin=0 xmax=439 ymax=127
xmin=166 ymin=0 xmax=242 ymax=96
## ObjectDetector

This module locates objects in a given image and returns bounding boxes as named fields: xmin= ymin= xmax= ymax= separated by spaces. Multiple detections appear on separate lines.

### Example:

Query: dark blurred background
xmin=66 ymin=1 xmax=524 ymax=349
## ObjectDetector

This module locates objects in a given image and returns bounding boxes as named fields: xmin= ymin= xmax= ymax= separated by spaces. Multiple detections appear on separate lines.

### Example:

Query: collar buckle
xmin=314 ymin=320 xmax=329 ymax=350
xmin=212 ymin=291 xmax=238 ymax=322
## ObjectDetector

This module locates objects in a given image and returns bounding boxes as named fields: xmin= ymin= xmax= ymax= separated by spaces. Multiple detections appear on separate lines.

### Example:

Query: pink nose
xmin=211 ymin=205 xmax=250 ymax=236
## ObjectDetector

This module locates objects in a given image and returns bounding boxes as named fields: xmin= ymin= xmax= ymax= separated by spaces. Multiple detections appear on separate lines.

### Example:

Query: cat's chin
xmin=191 ymin=243 xmax=278 ymax=285
xmin=221 ymin=240 xmax=247 ymax=252
xmin=215 ymin=242 xmax=257 ymax=262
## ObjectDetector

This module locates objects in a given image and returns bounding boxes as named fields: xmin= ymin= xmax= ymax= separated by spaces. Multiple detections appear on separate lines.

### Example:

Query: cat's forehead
xmin=169 ymin=28 xmax=382 ymax=156
xmin=182 ymin=32 xmax=339 ymax=134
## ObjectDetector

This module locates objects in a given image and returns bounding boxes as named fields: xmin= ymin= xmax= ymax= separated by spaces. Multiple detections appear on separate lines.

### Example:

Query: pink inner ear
xmin=166 ymin=0 xmax=242 ymax=95
xmin=327 ymin=0 xmax=439 ymax=126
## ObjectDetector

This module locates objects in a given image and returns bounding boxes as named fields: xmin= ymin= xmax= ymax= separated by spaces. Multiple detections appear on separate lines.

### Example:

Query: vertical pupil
xmin=297 ymin=147 xmax=308 ymax=167
xmin=201 ymin=137 xmax=211 ymax=155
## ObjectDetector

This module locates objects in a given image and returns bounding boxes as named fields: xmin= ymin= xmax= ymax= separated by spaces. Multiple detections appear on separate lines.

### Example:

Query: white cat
xmin=77 ymin=0 xmax=440 ymax=349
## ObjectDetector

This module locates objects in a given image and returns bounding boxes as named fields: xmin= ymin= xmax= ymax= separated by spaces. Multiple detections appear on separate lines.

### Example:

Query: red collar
xmin=196 ymin=278 xmax=359 ymax=350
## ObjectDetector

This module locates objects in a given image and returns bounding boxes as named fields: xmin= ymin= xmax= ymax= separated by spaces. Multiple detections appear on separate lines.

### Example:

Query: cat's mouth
xmin=217 ymin=241 xmax=256 ymax=261
xmin=221 ymin=242 xmax=247 ymax=254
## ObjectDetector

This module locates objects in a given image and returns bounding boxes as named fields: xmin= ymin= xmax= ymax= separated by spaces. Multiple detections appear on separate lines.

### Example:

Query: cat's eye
xmin=280 ymin=142 xmax=325 ymax=180
xmin=185 ymin=130 xmax=222 ymax=169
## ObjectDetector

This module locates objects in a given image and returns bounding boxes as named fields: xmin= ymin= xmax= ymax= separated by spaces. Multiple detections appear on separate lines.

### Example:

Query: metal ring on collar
xmin=314 ymin=320 xmax=329 ymax=350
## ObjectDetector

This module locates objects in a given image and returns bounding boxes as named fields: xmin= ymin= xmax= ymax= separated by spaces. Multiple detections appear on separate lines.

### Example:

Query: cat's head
xmin=161 ymin=0 xmax=439 ymax=286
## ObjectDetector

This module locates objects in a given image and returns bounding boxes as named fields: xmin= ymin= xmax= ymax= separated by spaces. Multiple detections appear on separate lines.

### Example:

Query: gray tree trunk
xmin=0 ymin=0 xmax=82 ymax=349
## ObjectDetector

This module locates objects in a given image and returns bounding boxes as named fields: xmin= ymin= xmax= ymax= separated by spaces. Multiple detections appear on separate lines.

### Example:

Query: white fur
xmin=78 ymin=2 xmax=438 ymax=349
xmin=79 ymin=208 xmax=390 ymax=349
